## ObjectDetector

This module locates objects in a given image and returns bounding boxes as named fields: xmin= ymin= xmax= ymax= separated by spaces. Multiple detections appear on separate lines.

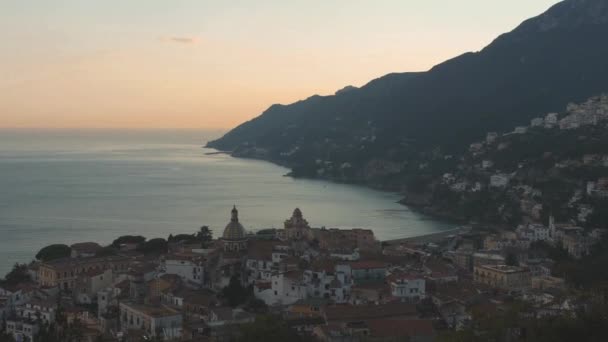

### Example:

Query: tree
xmin=196 ymin=226 xmax=213 ymax=247
xmin=221 ymin=276 xmax=250 ymax=307
xmin=35 ymin=244 xmax=71 ymax=262
xmin=0 ymin=263 xmax=31 ymax=286
xmin=111 ymin=235 xmax=146 ymax=248
xmin=167 ymin=234 xmax=197 ymax=244
xmin=136 ymin=238 xmax=168 ymax=255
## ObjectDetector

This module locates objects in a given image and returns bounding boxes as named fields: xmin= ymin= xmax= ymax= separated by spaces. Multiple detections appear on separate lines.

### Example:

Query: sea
xmin=0 ymin=129 xmax=454 ymax=276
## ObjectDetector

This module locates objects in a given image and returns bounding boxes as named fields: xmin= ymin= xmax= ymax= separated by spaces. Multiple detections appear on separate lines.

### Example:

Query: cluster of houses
xmin=0 ymin=205 xmax=605 ymax=341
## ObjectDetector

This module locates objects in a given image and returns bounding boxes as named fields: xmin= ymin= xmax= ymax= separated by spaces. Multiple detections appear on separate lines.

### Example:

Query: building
xmin=544 ymin=113 xmax=559 ymax=128
xmin=474 ymin=265 xmax=531 ymax=290
xmin=312 ymin=228 xmax=380 ymax=254
xmin=531 ymin=117 xmax=544 ymax=127
xmin=119 ymin=302 xmax=183 ymax=340
xmin=473 ymin=251 xmax=505 ymax=268
xmin=350 ymin=261 xmax=387 ymax=283
xmin=516 ymin=224 xmax=552 ymax=242
xmin=279 ymin=208 xmax=312 ymax=241
xmin=5 ymin=318 xmax=39 ymax=342
xmin=486 ymin=132 xmax=498 ymax=144
xmin=513 ymin=126 xmax=528 ymax=134
xmin=160 ymin=255 xmax=204 ymax=288
xmin=38 ymin=256 xmax=129 ymax=290
xmin=387 ymin=272 xmax=426 ymax=301
xmin=490 ymin=174 xmax=510 ymax=188
xmin=16 ymin=300 xmax=57 ymax=325
xmin=74 ymin=268 xmax=113 ymax=304
xmin=221 ymin=206 xmax=248 ymax=252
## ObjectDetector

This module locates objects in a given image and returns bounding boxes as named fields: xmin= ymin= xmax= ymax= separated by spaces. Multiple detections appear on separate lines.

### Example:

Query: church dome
xmin=222 ymin=206 xmax=247 ymax=241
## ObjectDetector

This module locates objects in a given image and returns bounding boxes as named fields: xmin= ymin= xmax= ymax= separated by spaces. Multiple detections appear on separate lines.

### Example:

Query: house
xmin=490 ymin=174 xmax=510 ymax=188
xmin=350 ymin=261 xmax=387 ymax=283
xmin=482 ymin=160 xmax=494 ymax=169
xmin=350 ymin=282 xmax=390 ymax=305
xmin=5 ymin=318 xmax=39 ymax=342
xmin=513 ymin=126 xmax=528 ymax=134
xmin=16 ymin=299 xmax=57 ymax=325
xmin=0 ymin=282 xmax=37 ymax=310
xmin=38 ymin=256 xmax=129 ymax=290
xmin=473 ymin=252 xmax=505 ymax=268
xmin=311 ymin=228 xmax=380 ymax=254
xmin=544 ymin=113 xmax=559 ymax=128
xmin=74 ymin=268 xmax=113 ymax=304
xmin=474 ymin=265 xmax=531 ymax=290
xmin=244 ymin=240 xmax=287 ymax=285
xmin=119 ymin=302 xmax=183 ymax=340
xmin=486 ymin=132 xmax=498 ymax=144
xmin=387 ymin=272 xmax=426 ymax=301
xmin=159 ymin=254 xmax=205 ymax=288
xmin=302 ymin=262 xmax=353 ymax=303
xmin=530 ymin=117 xmax=544 ymax=127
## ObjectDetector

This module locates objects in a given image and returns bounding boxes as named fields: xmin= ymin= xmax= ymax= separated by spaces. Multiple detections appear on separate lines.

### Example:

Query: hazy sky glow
xmin=1 ymin=0 xmax=561 ymax=129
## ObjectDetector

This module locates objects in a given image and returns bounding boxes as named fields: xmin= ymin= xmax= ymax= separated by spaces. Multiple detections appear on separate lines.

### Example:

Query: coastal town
xmin=1 ymin=202 xmax=606 ymax=341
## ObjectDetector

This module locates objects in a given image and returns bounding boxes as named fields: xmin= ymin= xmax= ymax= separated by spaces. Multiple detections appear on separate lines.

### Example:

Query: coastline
xmin=209 ymin=147 xmax=466 ymax=228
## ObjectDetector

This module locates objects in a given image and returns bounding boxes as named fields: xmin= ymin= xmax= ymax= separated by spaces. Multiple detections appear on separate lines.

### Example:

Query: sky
xmin=0 ymin=0 xmax=561 ymax=129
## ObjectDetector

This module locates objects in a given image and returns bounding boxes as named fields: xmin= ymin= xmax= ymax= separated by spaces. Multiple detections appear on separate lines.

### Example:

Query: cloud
xmin=159 ymin=36 xmax=201 ymax=45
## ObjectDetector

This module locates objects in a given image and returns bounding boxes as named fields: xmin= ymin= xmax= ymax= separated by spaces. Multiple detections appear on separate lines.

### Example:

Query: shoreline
xmin=211 ymin=148 xmax=466 ymax=228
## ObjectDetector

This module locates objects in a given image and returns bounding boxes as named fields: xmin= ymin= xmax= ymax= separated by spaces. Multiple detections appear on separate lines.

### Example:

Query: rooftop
xmin=121 ymin=302 xmax=180 ymax=318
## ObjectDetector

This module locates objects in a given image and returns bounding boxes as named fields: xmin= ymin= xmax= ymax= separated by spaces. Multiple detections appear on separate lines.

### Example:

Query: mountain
xmin=208 ymin=0 xmax=608 ymax=187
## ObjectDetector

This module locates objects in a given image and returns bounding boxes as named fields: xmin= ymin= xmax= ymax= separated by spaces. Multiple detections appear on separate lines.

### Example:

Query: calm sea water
xmin=0 ymin=129 xmax=453 ymax=276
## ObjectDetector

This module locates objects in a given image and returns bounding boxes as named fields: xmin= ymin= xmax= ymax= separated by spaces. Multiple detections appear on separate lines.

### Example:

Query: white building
xmin=544 ymin=113 xmax=559 ymax=128
xmin=482 ymin=160 xmax=494 ymax=169
xmin=490 ymin=174 xmax=510 ymax=188
xmin=517 ymin=224 xmax=552 ymax=242
xmin=160 ymin=256 xmax=204 ymax=288
xmin=387 ymin=272 xmax=425 ymax=301
xmin=17 ymin=300 xmax=57 ymax=325
xmin=119 ymin=302 xmax=182 ymax=340
xmin=513 ymin=126 xmax=528 ymax=134
xmin=486 ymin=132 xmax=498 ymax=144
xmin=6 ymin=319 xmax=39 ymax=342
xmin=74 ymin=268 xmax=113 ymax=304
xmin=258 ymin=262 xmax=354 ymax=306
xmin=530 ymin=117 xmax=544 ymax=127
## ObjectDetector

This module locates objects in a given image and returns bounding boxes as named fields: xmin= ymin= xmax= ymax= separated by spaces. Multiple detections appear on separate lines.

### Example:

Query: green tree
xmin=0 ymin=263 xmax=31 ymax=286
xmin=137 ymin=238 xmax=168 ymax=255
xmin=196 ymin=226 xmax=213 ymax=247
xmin=35 ymin=244 xmax=71 ymax=262
xmin=222 ymin=276 xmax=250 ymax=307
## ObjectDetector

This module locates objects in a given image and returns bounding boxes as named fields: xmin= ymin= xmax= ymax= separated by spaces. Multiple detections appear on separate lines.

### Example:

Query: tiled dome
xmin=222 ymin=206 xmax=247 ymax=241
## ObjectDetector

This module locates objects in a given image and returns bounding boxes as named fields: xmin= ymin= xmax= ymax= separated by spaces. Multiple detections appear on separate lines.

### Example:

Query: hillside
xmin=208 ymin=0 xmax=608 ymax=194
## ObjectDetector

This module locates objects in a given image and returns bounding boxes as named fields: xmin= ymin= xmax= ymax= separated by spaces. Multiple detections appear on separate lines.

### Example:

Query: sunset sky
xmin=1 ymin=0 xmax=560 ymax=129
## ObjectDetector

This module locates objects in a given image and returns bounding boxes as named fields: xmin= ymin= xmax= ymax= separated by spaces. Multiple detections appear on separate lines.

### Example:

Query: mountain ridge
xmin=208 ymin=0 xmax=608 ymax=193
